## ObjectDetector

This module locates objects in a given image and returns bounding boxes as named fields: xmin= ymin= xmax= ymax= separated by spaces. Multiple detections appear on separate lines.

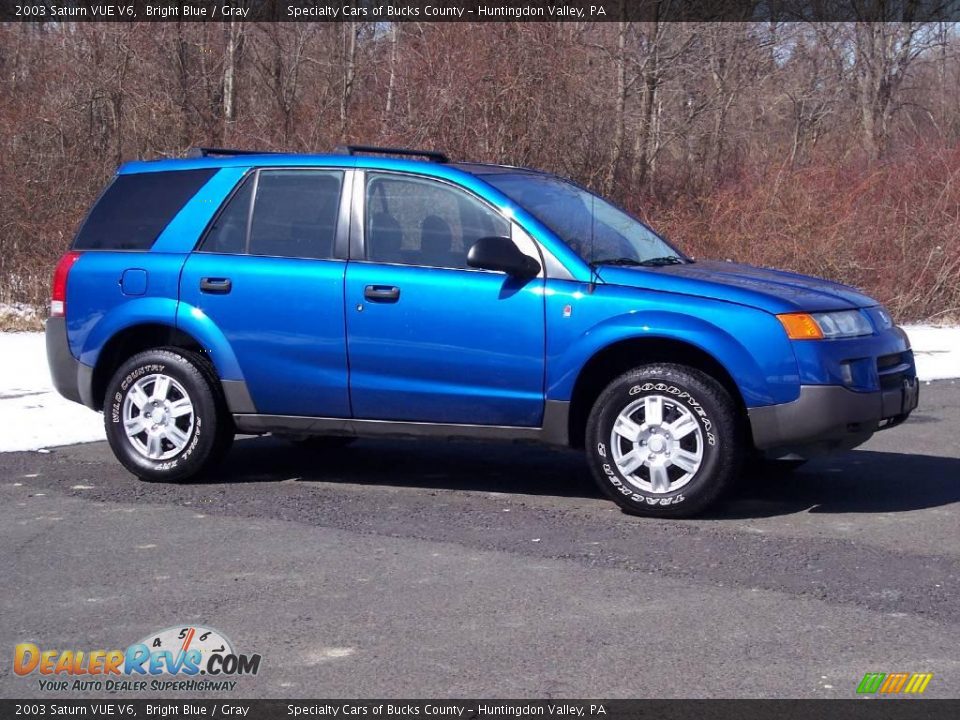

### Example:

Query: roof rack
xmin=334 ymin=144 xmax=449 ymax=163
xmin=186 ymin=147 xmax=280 ymax=158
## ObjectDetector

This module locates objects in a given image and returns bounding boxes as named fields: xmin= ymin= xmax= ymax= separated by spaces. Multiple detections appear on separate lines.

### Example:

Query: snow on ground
xmin=0 ymin=332 xmax=105 ymax=452
xmin=0 ymin=325 xmax=957 ymax=453
xmin=903 ymin=325 xmax=960 ymax=382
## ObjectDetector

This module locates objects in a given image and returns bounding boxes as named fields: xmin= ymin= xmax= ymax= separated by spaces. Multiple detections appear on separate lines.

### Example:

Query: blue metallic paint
xmin=541 ymin=279 xmax=801 ymax=407
xmin=616 ymin=261 xmax=878 ymax=313
xmin=179 ymin=253 xmax=351 ymax=417
xmin=66 ymin=252 xmax=186 ymax=366
xmin=791 ymin=326 xmax=914 ymax=391
xmin=65 ymin=153 xmax=913 ymax=431
xmin=345 ymin=263 xmax=546 ymax=425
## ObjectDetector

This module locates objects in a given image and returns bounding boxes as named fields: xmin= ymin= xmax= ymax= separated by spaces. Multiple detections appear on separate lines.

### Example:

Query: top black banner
xmin=1 ymin=0 xmax=959 ymax=22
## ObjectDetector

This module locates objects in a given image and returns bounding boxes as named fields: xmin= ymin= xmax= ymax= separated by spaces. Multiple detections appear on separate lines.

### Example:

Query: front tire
xmin=104 ymin=348 xmax=232 ymax=482
xmin=585 ymin=364 xmax=743 ymax=517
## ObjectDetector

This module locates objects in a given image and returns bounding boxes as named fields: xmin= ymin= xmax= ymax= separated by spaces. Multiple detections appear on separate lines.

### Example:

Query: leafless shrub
xmin=2 ymin=21 xmax=959 ymax=321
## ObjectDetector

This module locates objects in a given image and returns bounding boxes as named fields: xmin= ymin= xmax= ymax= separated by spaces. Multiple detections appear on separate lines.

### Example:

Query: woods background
xmin=3 ymin=20 xmax=960 ymax=321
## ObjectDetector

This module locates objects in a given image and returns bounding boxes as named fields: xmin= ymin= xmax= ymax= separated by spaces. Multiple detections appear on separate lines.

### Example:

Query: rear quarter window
xmin=73 ymin=168 xmax=217 ymax=250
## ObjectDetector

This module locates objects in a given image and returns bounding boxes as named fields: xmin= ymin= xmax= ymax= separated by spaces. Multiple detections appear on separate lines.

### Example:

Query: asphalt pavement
xmin=2 ymin=381 xmax=959 ymax=699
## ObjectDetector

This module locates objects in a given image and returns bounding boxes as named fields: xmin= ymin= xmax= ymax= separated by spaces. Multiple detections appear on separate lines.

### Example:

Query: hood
xmin=597 ymin=260 xmax=877 ymax=314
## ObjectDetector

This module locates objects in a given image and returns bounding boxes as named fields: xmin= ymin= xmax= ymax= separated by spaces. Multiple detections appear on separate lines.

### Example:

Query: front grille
xmin=877 ymin=352 xmax=912 ymax=390
xmin=877 ymin=352 xmax=904 ymax=371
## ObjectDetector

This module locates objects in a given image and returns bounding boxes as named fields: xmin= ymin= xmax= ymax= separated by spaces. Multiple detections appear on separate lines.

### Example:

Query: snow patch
xmin=902 ymin=325 xmax=960 ymax=382
xmin=0 ymin=332 xmax=105 ymax=452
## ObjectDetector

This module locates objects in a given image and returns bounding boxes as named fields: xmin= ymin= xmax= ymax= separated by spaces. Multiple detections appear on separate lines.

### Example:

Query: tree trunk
xmin=340 ymin=21 xmax=357 ymax=138
xmin=606 ymin=15 xmax=628 ymax=193
xmin=634 ymin=20 xmax=660 ymax=191
xmin=222 ymin=19 xmax=242 ymax=141
xmin=381 ymin=23 xmax=398 ymax=138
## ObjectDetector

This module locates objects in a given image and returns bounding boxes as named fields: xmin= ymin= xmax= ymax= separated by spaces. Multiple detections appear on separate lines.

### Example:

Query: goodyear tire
xmin=104 ymin=348 xmax=233 ymax=482
xmin=585 ymin=364 xmax=742 ymax=517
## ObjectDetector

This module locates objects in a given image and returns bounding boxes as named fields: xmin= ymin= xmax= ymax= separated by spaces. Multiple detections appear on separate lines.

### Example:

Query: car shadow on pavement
xmin=206 ymin=438 xmax=960 ymax=515
xmin=719 ymin=450 xmax=960 ymax=517
xmin=206 ymin=435 xmax=603 ymax=499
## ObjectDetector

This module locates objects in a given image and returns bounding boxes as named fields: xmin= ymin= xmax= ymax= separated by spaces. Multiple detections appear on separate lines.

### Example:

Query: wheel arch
xmin=566 ymin=336 xmax=749 ymax=449
xmin=89 ymin=323 xmax=208 ymax=411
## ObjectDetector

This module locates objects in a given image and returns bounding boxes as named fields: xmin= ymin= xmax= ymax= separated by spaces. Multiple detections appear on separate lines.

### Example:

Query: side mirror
xmin=466 ymin=236 xmax=541 ymax=278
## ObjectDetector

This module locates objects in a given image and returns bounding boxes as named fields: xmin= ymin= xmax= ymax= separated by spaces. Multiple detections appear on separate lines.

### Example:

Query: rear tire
xmin=104 ymin=348 xmax=233 ymax=482
xmin=585 ymin=364 xmax=743 ymax=518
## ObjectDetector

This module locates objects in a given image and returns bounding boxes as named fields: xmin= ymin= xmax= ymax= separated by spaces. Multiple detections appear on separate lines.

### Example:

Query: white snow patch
xmin=902 ymin=325 xmax=960 ymax=381
xmin=0 ymin=332 xmax=105 ymax=452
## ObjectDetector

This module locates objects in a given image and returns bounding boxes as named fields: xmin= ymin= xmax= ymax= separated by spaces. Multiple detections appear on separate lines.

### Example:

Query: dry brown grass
xmin=648 ymin=147 xmax=960 ymax=323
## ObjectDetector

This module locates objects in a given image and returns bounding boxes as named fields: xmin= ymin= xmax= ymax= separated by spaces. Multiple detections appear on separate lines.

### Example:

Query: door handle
xmin=200 ymin=277 xmax=232 ymax=294
xmin=364 ymin=285 xmax=400 ymax=302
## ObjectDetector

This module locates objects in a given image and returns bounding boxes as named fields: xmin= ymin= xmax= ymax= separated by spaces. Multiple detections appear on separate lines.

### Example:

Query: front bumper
xmin=748 ymin=378 xmax=919 ymax=458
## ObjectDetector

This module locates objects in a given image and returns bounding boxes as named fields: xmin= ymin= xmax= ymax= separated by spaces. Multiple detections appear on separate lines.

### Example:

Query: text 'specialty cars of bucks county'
xmin=46 ymin=145 xmax=918 ymax=517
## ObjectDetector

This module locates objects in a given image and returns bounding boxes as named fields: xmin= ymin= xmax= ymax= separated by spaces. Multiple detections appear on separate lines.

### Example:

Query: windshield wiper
xmin=589 ymin=257 xmax=644 ymax=267
xmin=637 ymin=255 xmax=686 ymax=266
xmin=590 ymin=255 xmax=686 ymax=268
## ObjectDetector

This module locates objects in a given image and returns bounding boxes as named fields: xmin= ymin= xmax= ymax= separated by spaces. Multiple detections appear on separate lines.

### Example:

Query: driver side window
xmin=364 ymin=173 xmax=509 ymax=269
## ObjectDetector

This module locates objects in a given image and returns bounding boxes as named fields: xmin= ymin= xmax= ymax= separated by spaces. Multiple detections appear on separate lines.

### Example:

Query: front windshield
xmin=484 ymin=173 xmax=685 ymax=266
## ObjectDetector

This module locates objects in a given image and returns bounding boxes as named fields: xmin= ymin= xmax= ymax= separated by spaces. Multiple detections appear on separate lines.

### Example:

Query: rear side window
xmin=199 ymin=169 xmax=343 ymax=260
xmin=202 ymin=176 xmax=254 ymax=254
xmin=73 ymin=169 xmax=216 ymax=250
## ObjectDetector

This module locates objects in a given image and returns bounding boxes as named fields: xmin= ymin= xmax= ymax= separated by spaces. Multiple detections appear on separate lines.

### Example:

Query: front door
xmin=344 ymin=171 xmax=546 ymax=426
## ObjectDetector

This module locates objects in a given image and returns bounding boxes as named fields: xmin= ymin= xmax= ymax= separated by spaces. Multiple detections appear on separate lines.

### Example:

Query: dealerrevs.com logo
xmin=14 ymin=625 xmax=261 ymax=692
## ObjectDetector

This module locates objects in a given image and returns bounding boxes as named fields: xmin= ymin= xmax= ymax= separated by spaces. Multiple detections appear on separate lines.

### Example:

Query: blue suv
xmin=46 ymin=145 xmax=919 ymax=517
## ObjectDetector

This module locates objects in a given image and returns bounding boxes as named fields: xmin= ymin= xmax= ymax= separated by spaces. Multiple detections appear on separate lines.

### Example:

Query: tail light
xmin=50 ymin=251 xmax=82 ymax=318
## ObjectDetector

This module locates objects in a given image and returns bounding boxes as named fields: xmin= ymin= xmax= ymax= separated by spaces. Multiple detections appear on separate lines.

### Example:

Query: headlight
xmin=777 ymin=310 xmax=873 ymax=340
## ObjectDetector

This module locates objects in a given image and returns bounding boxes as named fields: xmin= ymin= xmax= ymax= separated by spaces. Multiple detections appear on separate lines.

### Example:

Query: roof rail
xmin=334 ymin=144 xmax=449 ymax=163
xmin=186 ymin=147 xmax=279 ymax=158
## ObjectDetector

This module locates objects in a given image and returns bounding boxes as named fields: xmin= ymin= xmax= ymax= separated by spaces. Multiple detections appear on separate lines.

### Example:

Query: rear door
xmin=344 ymin=170 xmax=546 ymax=426
xmin=179 ymin=168 xmax=352 ymax=417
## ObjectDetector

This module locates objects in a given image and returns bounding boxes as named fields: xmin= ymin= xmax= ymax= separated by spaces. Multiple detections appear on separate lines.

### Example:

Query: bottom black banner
xmin=1 ymin=700 xmax=958 ymax=720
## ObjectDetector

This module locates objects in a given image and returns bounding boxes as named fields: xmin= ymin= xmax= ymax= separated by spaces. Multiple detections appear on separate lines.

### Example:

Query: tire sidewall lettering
xmin=111 ymin=363 xmax=167 ymax=425
xmin=104 ymin=354 xmax=214 ymax=480
xmin=594 ymin=379 xmax=722 ymax=508
xmin=627 ymin=382 xmax=717 ymax=447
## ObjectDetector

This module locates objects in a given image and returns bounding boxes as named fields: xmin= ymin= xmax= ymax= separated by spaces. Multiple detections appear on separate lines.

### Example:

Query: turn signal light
xmin=777 ymin=313 xmax=824 ymax=340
